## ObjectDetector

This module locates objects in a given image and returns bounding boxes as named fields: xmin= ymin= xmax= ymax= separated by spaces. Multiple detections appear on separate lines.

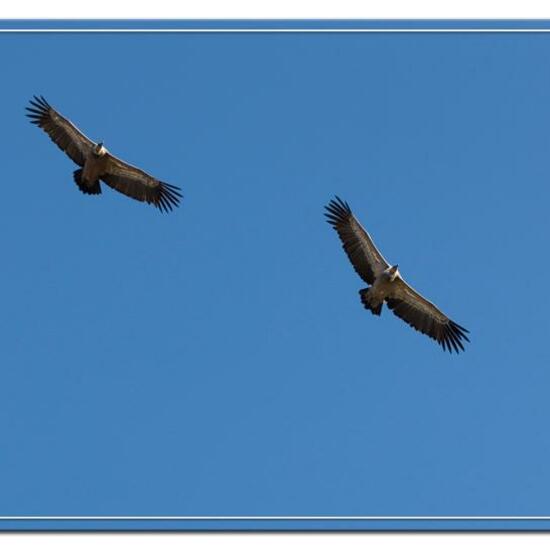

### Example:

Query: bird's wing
xmin=101 ymin=153 xmax=182 ymax=212
xmin=325 ymin=196 xmax=390 ymax=284
xmin=26 ymin=96 xmax=95 ymax=167
xmin=386 ymin=277 xmax=470 ymax=353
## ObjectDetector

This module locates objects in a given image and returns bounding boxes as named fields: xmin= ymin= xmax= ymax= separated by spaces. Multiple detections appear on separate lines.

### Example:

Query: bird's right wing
xmin=26 ymin=96 xmax=95 ymax=167
xmin=387 ymin=277 xmax=470 ymax=353
xmin=101 ymin=153 xmax=182 ymax=213
xmin=325 ymin=196 xmax=390 ymax=284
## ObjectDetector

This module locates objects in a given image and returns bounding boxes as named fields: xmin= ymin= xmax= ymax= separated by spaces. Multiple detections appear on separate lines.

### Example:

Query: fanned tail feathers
xmin=359 ymin=288 xmax=383 ymax=316
xmin=73 ymin=169 xmax=101 ymax=195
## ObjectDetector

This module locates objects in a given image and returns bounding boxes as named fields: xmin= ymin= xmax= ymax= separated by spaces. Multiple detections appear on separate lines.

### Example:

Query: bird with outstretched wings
xmin=325 ymin=196 xmax=469 ymax=354
xmin=26 ymin=96 xmax=182 ymax=212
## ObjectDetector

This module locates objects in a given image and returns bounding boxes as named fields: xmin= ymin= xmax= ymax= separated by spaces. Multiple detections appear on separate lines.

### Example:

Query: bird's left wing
xmin=325 ymin=196 xmax=390 ymax=285
xmin=26 ymin=96 xmax=95 ymax=166
xmin=386 ymin=278 xmax=470 ymax=353
xmin=101 ymin=153 xmax=182 ymax=213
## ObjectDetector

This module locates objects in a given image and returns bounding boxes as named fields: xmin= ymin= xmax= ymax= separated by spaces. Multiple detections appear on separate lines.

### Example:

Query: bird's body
xmin=26 ymin=96 xmax=182 ymax=212
xmin=82 ymin=152 xmax=107 ymax=185
xmin=78 ymin=144 xmax=108 ymax=193
xmin=360 ymin=266 xmax=401 ymax=316
xmin=325 ymin=197 xmax=469 ymax=353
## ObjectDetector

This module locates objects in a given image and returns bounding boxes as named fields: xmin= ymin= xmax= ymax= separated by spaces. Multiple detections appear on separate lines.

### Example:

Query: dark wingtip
xmin=155 ymin=182 xmax=183 ymax=213
xmin=333 ymin=195 xmax=351 ymax=212
xmin=30 ymin=95 xmax=50 ymax=108
xmin=324 ymin=195 xmax=352 ymax=227
xmin=451 ymin=321 xmax=470 ymax=334
xmin=330 ymin=195 xmax=351 ymax=213
xmin=26 ymin=96 xmax=51 ymax=124
xmin=439 ymin=320 xmax=470 ymax=354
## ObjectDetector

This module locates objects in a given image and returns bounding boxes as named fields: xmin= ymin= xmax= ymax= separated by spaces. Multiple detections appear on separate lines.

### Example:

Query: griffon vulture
xmin=26 ymin=96 xmax=182 ymax=212
xmin=325 ymin=196 xmax=469 ymax=353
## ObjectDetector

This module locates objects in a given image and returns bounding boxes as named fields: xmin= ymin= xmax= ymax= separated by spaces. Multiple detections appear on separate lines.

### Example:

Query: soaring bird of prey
xmin=325 ymin=197 xmax=469 ymax=353
xmin=26 ymin=96 xmax=182 ymax=212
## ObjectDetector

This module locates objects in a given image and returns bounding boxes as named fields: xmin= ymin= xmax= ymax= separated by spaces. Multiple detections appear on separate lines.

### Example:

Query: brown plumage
xmin=26 ymin=96 xmax=182 ymax=212
xmin=325 ymin=196 xmax=469 ymax=354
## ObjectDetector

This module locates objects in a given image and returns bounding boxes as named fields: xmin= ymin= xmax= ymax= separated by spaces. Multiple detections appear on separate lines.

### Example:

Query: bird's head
xmin=93 ymin=142 xmax=107 ymax=156
xmin=388 ymin=264 xmax=400 ymax=281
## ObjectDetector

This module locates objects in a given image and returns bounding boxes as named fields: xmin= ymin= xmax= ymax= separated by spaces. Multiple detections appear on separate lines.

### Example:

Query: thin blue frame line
xmin=1 ymin=28 xmax=550 ymax=32
xmin=0 ymin=516 xmax=550 ymax=521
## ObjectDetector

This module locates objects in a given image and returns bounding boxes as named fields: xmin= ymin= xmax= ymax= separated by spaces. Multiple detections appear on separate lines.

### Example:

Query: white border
xmin=3 ymin=21 xmax=549 ymax=527
xmin=5 ymin=0 xmax=550 ymax=19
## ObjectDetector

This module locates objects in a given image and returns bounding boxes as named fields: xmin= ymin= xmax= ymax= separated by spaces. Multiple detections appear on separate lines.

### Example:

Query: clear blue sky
xmin=1 ymin=22 xmax=550 ymax=530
